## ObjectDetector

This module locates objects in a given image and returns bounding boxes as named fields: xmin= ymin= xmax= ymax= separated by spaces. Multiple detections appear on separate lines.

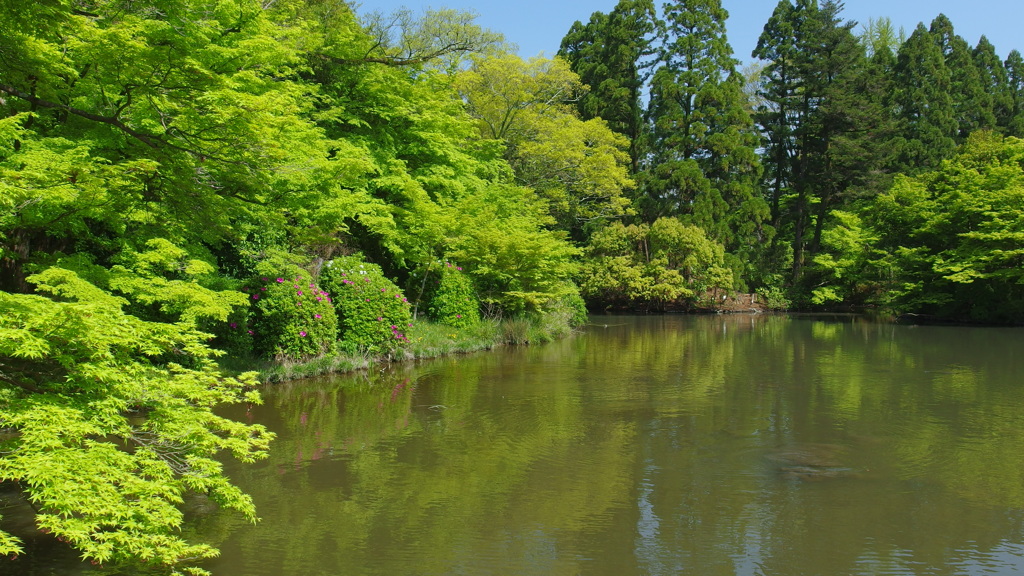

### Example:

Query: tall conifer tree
xmin=929 ymin=14 xmax=995 ymax=138
xmin=973 ymin=36 xmax=1013 ymax=134
xmin=890 ymin=23 xmax=958 ymax=173
xmin=1005 ymin=50 xmax=1024 ymax=137
xmin=802 ymin=2 xmax=886 ymax=257
xmin=644 ymin=0 xmax=765 ymax=254
xmin=558 ymin=0 xmax=657 ymax=173
xmin=754 ymin=1 xmax=877 ymax=283
xmin=753 ymin=0 xmax=802 ymax=232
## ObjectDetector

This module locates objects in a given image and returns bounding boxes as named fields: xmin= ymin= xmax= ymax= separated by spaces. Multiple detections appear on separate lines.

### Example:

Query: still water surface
xmin=16 ymin=315 xmax=1024 ymax=574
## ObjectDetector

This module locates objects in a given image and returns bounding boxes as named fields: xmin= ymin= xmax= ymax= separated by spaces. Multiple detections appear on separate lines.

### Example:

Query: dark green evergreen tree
xmin=559 ymin=13 xmax=611 ymax=120
xmin=890 ymin=23 xmax=958 ymax=173
xmin=754 ymin=0 xmax=882 ymax=285
xmin=643 ymin=0 xmax=766 ymax=255
xmin=803 ymin=2 xmax=890 ymax=257
xmin=973 ymin=36 xmax=1013 ymax=134
xmin=558 ymin=0 xmax=657 ymax=173
xmin=753 ymin=0 xmax=802 ymax=235
xmin=1005 ymin=50 xmax=1024 ymax=136
xmin=929 ymin=14 xmax=995 ymax=138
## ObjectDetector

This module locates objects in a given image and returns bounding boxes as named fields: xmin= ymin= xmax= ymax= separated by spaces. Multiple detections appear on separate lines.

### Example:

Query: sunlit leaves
xmin=580 ymin=218 xmax=732 ymax=310
xmin=448 ymin=183 xmax=580 ymax=313
xmin=456 ymin=53 xmax=634 ymax=239
xmin=807 ymin=133 xmax=1024 ymax=314
xmin=456 ymin=54 xmax=584 ymax=142
xmin=0 ymin=268 xmax=271 ymax=569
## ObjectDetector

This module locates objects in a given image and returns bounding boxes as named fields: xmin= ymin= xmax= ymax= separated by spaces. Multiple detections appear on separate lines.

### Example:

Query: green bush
xmin=320 ymin=256 xmax=413 ymax=353
xmin=208 ymin=306 xmax=256 ymax=358
xmin=756 ymin=284 xmax=791 ymax=311
xmin=246 ymin=271 xmax=338 ymax=361
xmin=427 ymin=263 xmax=480 ymax=328
xmin=560 ymin=289 xmax=589 ymax=328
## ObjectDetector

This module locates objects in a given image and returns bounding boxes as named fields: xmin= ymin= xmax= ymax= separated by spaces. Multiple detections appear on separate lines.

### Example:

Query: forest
xmin=0 ymin=0 xmax=1022 ymax=572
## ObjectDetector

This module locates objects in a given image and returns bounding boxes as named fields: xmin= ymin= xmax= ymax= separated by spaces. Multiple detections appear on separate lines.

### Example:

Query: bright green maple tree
xmin=0 ymin=266 xmax=272 ymax=573
xmin=580 ymin=217 xmax=732 ymax=311
xmin=455 ymin=53 xmax=635 ymax=241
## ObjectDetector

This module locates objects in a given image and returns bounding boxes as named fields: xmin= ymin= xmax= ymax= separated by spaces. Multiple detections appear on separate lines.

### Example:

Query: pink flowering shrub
xmin=319 ymin=256 xmax=412 ymax=353
xmin=427 ymin=263 xmax=479 ymax=328
xmin=244 ymin=270 xmax=337 ymax=360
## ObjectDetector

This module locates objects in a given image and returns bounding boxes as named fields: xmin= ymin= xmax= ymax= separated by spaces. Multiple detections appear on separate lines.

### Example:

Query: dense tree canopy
xmin=811 ymin=132 xmax=1024 ymax=322
xmin=0 ymin=0 xmax=588 ymax=571
xmin=558 ymin=0 xmax=1022 ymax=311
xmin=2 ymin=0 xmax=1024 ymax=570
xmin=558 ymin=0 xmax=657 ymax=173
xmin=456 ymin=54 xmax=634 ymax=240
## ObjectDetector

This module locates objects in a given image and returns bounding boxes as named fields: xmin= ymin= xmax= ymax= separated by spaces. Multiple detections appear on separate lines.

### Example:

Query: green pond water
xmin=8 ymin=314 xmax=1024 ymax=575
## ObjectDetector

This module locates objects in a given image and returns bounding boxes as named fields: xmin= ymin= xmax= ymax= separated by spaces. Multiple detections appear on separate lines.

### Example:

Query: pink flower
xmin=248 ymin=330 xmax=254 ymax=335
xmin=276 ymin=278 xmax=284 ymax=283
xmin=297 ymin=290 xmax=304 ymax=295
xmin=252 ymin=294 xmax=259 ymax=300
xmin=299 ymin=331 xmax=307 ymax=337
xmin=377 ymin=317 xmax=383 ymax=321
xmin=314 ymin=314 xmax=321 ymax=319
xmin=261 ymin=277 xmax=268 ymax=281
xmin=230 ymin=322 xmax=237 ymax=328
xmin=457 ymin=267 xmax=462 ymax=271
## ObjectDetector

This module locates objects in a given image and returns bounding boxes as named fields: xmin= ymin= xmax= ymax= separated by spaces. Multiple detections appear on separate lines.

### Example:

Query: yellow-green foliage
xmin=0 ymin=268 xmax=272 ymax=571
xmin=581 ymin=218 xmax=733 ymax=309
xmin=865 ymin=132 xmax=1024 ymax=320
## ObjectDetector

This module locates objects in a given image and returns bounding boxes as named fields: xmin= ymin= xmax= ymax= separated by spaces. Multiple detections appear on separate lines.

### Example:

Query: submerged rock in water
xmin=766 ymin=443 xmax=847 ymax=468
xmin=766 ymin=443 xmax=864 ymax=480
xmin=779 ymin=465 xmax=862 ymax=481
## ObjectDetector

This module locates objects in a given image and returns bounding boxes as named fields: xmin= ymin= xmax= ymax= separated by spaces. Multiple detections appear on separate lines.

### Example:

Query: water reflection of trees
xmin=196 ymin=315 xmax=1024 ymax=575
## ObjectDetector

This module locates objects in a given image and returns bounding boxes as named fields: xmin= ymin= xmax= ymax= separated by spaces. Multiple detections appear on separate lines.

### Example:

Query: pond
xmin=9 ymin=314 xmax=1024 ymax=575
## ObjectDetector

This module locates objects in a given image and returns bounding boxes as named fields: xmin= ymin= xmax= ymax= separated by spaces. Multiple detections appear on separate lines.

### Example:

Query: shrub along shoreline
xmin=213 ymin=255 xmax=586 ymax=384
xmin=226 ymin=313 xmax=578 ymax=384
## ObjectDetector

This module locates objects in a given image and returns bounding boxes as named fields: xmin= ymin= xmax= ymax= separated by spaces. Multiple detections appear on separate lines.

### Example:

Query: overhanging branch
xmin=0 ymin=83 xmax=162 ymax=148
xmin=0 ymin=83 xmax=253 ymax=167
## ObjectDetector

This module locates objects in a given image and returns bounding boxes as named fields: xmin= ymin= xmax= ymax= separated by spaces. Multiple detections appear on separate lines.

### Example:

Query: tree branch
xmin=0 ymin=83 xmax=163 ymax=148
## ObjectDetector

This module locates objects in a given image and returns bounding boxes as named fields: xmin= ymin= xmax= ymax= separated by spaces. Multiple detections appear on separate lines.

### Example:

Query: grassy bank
xmin=220 ymin=313 xmax=578 ymax=384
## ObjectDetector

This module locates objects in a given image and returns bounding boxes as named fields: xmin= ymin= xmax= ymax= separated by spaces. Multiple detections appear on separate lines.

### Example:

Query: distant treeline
xmin=559 ymin=0 xmax=1024 ymax=319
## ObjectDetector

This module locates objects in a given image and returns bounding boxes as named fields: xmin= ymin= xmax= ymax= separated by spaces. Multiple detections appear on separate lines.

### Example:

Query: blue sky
xmin=355 ymin=0 xmax=1023 ymax=65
